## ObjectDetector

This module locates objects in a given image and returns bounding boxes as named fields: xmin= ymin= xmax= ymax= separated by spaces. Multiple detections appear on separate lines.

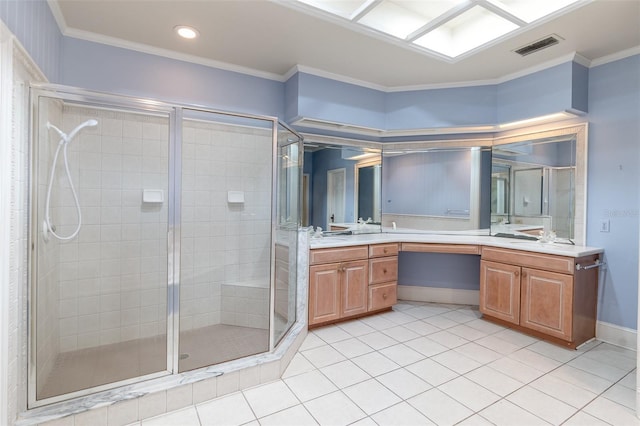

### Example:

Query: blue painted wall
xmin=496 ymin=62 xmax=581 ymax=123
xmin=586 ymin=54 xmax=640 ymax=329
xmin=0 ymin=0 xmax=62 ymax=81
xmin=383 ymin=150 xmax=471 ymax=216
xmin=386 ymin=85 xmax=497 ymax=129
xmin=399 ymin=253 xmax=480 ymax=290
xmin=292 ymin=73 xmax=386 ymax=128
xmin=284 ymin=73 xmax=299 ymax=126
xmin=61 ymin=38 xmax=284 ymax=118
xmin=293 ymin=61 xmax=586 ymax=130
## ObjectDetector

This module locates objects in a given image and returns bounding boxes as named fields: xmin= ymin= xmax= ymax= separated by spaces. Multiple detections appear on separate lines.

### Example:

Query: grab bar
xmin=575 ymin=259 xmax=605 ymax=271
xmin=446 ymin=209 xmax=470 ymax=215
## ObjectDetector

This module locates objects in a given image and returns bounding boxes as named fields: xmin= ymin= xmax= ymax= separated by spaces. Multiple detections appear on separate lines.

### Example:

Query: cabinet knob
xmin=522 ymin=271 xmax=527 ymax=278
xmin=382 ymin=293 xmax=388 ymax=299
xmin=383 ymin=248 xmax=388 ymax=253
xmin=514 ymin=270 xmax=519 ymax=277
xmin=383 ymin=268 xmax=387 ymax=274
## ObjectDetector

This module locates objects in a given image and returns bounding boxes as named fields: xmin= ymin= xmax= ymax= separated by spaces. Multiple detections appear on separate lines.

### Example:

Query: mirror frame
xmin=493 ymin=123 xmax=587 ymax=245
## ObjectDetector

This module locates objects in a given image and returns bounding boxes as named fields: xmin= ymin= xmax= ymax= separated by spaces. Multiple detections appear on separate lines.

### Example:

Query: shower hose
xmin=44 ymin=120 xmax=98 ymax=241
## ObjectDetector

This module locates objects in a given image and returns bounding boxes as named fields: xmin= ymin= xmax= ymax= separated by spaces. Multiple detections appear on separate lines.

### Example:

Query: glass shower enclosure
xmin=28 ymin=85 xmax=302 ymax=407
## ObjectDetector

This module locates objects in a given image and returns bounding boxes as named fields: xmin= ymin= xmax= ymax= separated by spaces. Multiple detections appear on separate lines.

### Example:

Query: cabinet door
xmin=480 ymin=260 xmax=521 ymax=324
xmin=309 ymin=264 xmax=341 ymax=325
xmin=520 ymin=268 xmax=573 ymax=341
xmin=341 ymin=260 xmax=369 ymax=318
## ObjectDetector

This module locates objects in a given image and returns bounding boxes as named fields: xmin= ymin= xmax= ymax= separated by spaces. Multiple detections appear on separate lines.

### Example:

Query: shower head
xmin=66 ymin=119 xmax=98 ymax=141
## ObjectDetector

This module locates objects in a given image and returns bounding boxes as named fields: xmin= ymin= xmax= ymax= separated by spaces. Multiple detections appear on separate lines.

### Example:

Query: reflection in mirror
xmin=356 ymin=160 xmax=381 ymax=224
xmin=491 ymin=133 xmax=578 ymax=242
xmin=491 ymin=164 xmax=510 ymax=215
xmin=303 ymin=141 xmax=382 ymax=234
xmin=382 ymin=146 xmax=492 ymax=234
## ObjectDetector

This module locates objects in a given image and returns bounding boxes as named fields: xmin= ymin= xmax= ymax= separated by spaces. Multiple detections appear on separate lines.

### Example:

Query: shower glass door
xmin=274 ymin=125 xmax=302 ymax=345
xmin=29 ymin=85 xmax=303 ymax=407
xmin=31 ymin=91 xmax=173 ymax=404
xmin=177 ymin=109 xmax=275 ymax=372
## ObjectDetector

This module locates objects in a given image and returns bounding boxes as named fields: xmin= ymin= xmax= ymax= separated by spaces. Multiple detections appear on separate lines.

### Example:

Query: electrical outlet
xmin=600 ymin=219 xmax=610 ymax=233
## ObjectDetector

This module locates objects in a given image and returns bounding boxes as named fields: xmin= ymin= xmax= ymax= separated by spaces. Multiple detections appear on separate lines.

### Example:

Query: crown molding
xmin=590 ymin=45 xmax=640 ymax=68
xmin=46 ymin=0 xmax=68 ymax=34
xmin=292 ymin=65 xmax=388 ymax=92
xmin=61 ymin=27 xmax=287 ymax=83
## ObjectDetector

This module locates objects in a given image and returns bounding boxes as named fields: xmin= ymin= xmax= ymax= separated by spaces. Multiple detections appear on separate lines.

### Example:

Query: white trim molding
xmin=398 ymin=285 xmax=480 ymax=306
xmin=595 ymin=321 xmax=637 ymax=352
xmin=0 ymin=19 xmax=14 ymax=426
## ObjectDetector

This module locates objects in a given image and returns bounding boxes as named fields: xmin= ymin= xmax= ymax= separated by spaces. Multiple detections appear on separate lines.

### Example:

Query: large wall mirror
xmin=381 ymin=143 xmax=492 ymax=234
xmin=491 ymin=124 xmax=587 ymax=245
xmin=300 ymin=123 xmax=587 ymax=244
xmin=302 ymin=136 xmax=382 ymax=234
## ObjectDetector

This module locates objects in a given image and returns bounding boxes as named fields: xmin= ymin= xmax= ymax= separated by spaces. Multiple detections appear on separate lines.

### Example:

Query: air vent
xmin=514 ymin=35 xmax=561 ymax=56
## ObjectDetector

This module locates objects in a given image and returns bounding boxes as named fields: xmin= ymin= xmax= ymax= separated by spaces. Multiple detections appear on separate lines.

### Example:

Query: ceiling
xmin=52 ymin=0 xmax=640 ymax=89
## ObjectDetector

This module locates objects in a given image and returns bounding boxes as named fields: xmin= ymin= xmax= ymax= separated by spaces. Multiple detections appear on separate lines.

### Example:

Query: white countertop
xmin=309 ymin=231 xmax=603 ymax=258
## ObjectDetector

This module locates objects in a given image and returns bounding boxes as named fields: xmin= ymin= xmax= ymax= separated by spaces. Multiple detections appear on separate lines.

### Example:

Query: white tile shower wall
xmin=51 ymin=105 xmax=169 ymax=352
xmin=221 ymin=284 xmax=270 ymax=329
xmin=180 ymin=120 xmax=272 ymax=332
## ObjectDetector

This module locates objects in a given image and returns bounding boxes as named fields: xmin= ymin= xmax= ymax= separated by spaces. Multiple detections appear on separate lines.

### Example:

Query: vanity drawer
xmin=310 ymin=245 xmax=369 ymax=265
xmin=369 ymin=256 xmax=398 ymax=284
xmin=369 ymin=243 xmax=399 ymax=258
xmin=368 ymin=282 xmax=397 ymax=311
xmin=481 ymin=246 xmax=574 ymax=275
xmin=401 ymin=243 xmax=480 ymax=255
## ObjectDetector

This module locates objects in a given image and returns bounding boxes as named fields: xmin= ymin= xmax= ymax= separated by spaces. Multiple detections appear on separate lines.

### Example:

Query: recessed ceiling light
xmin=174 ymin=25 xmax=199 ymax=39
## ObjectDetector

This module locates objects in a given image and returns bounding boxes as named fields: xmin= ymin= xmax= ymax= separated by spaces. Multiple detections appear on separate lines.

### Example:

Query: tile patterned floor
xmin=131 ymin=302 xmax=638 ymax=426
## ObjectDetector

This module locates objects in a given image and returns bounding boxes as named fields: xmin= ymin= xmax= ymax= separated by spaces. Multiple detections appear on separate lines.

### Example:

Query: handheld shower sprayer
xmin=67 ymin=119 xmax=98 ymax=141
xmin=46 ymin=119 xmax=98 ymax=144
xmin=43 ymin=119 xmax=99 ymax=242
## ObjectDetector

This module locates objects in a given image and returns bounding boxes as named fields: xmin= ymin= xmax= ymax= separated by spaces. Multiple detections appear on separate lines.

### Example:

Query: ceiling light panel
xmin=297 ymin=0 xmax=372 ymax=19
xmin=358 ymin=1 xmax=429 ymax=39
xmin=357 ymin=0 xmax=466 ymax=39
xmin=487 ymin=0 xmax=582 ymax=23
xmin=413 ymin=5 xmax=519 ymax=58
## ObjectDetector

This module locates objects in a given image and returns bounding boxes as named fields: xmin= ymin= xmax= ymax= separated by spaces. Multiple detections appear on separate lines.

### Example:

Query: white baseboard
xmin=596 ymin=321 xmax=637 ymax=351
xmin=398 ymin=285 xmax=480 ymax=306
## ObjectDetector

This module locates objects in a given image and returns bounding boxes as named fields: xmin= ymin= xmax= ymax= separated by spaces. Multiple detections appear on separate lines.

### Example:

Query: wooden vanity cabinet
xmin=480 ymin=246 xmax=599 ymax=348
xmin=309 ymin=243 xmax=398 ymax=327
xmin=309 ymin=246 xmax=369 ymax=326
